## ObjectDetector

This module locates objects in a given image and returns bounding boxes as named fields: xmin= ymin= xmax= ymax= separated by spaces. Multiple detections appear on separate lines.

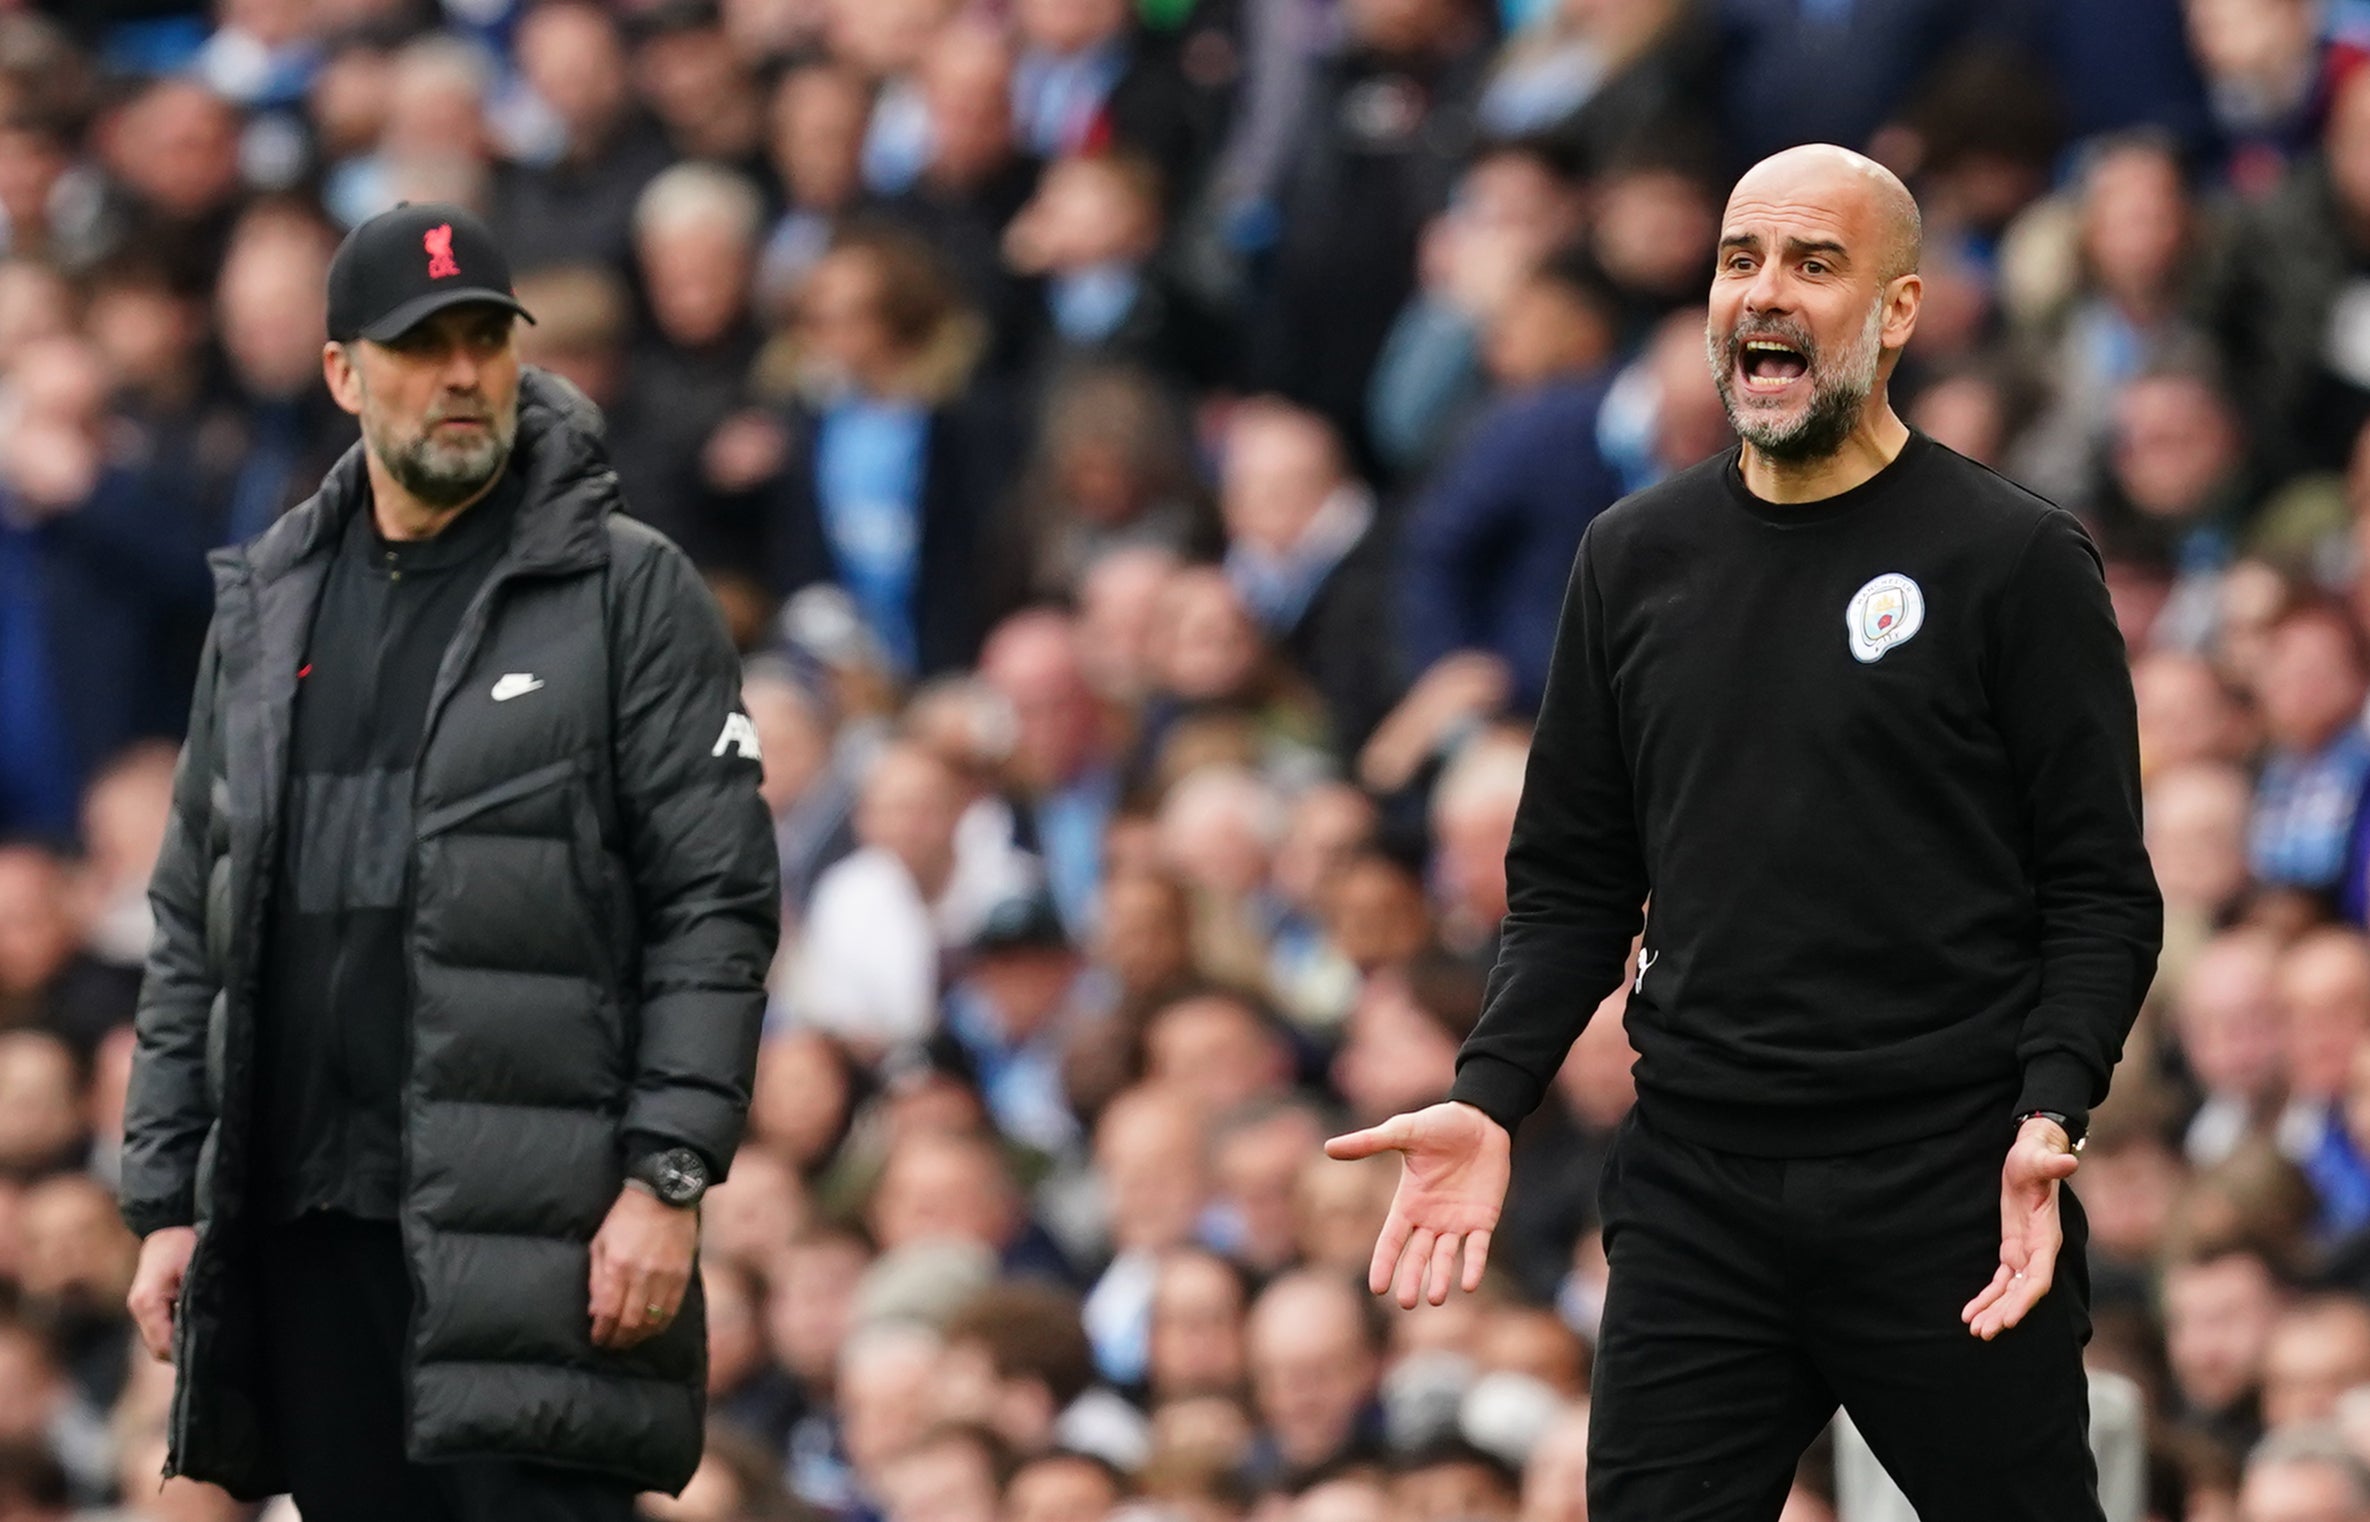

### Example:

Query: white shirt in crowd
xmin=784 ymin=798 xmax=1036 ymax=1050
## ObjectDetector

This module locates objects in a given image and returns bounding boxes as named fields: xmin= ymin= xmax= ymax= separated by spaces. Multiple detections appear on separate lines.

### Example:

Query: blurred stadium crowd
xmin=20 ymin=0 xmax=2370 ymax=1519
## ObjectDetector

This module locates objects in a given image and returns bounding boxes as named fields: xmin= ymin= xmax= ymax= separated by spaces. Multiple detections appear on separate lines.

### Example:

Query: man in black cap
xmin=117 ymin=202 xmax=780 ymax=1519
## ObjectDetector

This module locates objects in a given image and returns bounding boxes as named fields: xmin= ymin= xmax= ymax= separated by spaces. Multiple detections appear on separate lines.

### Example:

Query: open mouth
xmin=1736 ymin=337 xmax=1810 ymax=396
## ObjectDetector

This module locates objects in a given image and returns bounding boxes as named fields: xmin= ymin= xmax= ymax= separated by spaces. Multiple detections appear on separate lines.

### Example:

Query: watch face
xmin=657 ymin=1148 xmax=707 ymax=1205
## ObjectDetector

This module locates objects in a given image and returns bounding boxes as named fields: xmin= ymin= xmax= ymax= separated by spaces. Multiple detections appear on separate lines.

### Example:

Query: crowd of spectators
xmin=23 ymin=0 xmax=2370 ymax=1519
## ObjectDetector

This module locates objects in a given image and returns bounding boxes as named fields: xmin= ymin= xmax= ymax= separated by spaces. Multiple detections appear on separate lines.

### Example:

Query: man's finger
xmin=1992 ymin=1271 xmax=2052 ymax=1334
xmin=1326 ymin=1116 xmax=1409 ymax=1161
xmin=615 ymin=1265 xmax=665 ymax=1348
xmin=1461 ymin=1230 xmax=1492 ymax=1293
xmin=1425 ymin=1230 xmax=1459 ymax=1305
xmin=1368 ymin=1207 xmax=1415 ymax=1297
xmin=640 ymin=1266 xmax=688 ymax=1338
xmin=1396 ymin=1228 xmax=1436 ymax=1309
xmin=1989 ymin=1243 xmax=2059 ymax=1333
xmin=1961 ymin=1263 xmax=2011 ymax=1325
xmin=588 ymin=1253 xmax=624 ymax=1347
xmin=1973 ymin=1253 xmax=2055 ymax=1339
xmin=130 ymin=1297 xmax=173 ymax=1362
xmin=1976 ymin=1282 xmax=2037 ymax=1339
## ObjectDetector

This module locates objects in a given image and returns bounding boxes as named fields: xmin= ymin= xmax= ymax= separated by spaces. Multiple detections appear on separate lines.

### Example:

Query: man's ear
xmin=1880 ymin=272 xmax=1923 ymax=355
xmin=322 ymin=341 xmax=364 ymax=418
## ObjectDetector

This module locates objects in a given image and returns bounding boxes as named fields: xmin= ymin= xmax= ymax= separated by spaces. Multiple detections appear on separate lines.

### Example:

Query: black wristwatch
xmin=2015 ymin=1109 xmax=2086 ymax=1152
xmin=626 ymin=1146 xmax=711 ymax=1208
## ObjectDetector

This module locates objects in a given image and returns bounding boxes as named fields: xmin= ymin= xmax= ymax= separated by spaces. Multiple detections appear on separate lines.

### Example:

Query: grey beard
xmin=1708 ymin=303 xmax=1883 ymax=465
xmin=367 ymin=412 xmax=516 ymax=508
xmin=1735 ymin=364 xmax=1871 ymax=463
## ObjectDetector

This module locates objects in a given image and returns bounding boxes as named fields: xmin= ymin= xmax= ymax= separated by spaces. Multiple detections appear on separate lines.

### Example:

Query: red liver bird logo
xmin=424 ymin=223 xmax=460 ymax=279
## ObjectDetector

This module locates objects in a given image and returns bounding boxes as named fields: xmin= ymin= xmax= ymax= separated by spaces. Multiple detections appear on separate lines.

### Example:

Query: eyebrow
xmin=1718 ymin=233 xmax=1853 ymax=266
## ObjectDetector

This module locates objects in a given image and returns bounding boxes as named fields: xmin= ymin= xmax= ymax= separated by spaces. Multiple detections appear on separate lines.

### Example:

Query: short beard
xmin=1707 ymin=298 xmax=1885 ymax=465
xmin=356 ymin=374 xmax=518 ymax=509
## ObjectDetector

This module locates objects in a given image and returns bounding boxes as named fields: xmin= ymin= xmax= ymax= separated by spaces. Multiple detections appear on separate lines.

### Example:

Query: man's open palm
xmin=1325 ymin=1101 xmax=1511 ymax=1308
xmin=1961 ymin=1117 xmax=2081 ymax=1341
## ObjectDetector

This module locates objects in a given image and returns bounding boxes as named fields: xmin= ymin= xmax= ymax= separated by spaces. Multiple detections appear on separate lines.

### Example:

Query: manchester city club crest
xmin=1845 ymin=573 xmax=1925 ymax=663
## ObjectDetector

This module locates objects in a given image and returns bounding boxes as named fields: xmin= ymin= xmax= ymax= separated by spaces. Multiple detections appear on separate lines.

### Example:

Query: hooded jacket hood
xmin=223 ymin=367 xmax=622 ymax=587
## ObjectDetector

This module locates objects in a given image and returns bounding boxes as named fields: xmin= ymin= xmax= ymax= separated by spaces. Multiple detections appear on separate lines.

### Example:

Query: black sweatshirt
xmin=1447 ymin=433 xmax=2162 ymax=1156
xmin=254 ymin=469 xmax=522 ymax=1218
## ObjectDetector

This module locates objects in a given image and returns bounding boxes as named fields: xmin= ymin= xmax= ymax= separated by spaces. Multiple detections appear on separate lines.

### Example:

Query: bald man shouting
xmin=1329 ymin=146 xmax=2162 ymax=1519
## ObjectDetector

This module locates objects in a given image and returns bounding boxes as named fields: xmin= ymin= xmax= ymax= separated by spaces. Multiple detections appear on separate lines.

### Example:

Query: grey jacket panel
xmin=121 ymin=627 xmax=224 ymax=1239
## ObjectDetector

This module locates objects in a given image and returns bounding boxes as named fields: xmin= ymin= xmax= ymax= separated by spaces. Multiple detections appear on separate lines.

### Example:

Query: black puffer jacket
xmin=119 ymin=369 xmax=780 ymax=1498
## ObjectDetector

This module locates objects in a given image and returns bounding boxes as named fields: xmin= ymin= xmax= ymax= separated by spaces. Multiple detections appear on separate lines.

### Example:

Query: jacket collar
xmin=211 ymin=367 xmax=621 ymax=590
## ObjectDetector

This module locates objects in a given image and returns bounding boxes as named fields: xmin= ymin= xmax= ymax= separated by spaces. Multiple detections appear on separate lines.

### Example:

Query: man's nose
xmin=1742 ymin=259 xmax=1791 ymax=315
xmin=438 ymin=343 xmax=482 ymax=392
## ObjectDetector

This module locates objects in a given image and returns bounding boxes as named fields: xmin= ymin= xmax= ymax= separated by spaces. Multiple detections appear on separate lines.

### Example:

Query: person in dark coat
xmin=1710 ymin=0 xmax=2001 ymax=176
xmin=2207 ymin=66 xmax=2370 ymax=479
xmin=0 ymin=842 xmax=142 ymax=1062
xmin=1217 ymin=397 xmax=1398 ymax=758
xmin=1010 ymin=0 xmax=1215 ymax=184
xmin=981 ymin=361 xmax=1218 ymax=624
xmin=1002 ymin=150 xmax=1228 ymax=390
xmin=1245 ymin=0 xmax=1492 ymax=468
xmin=198 ymin=200 xmax=361 ymax=548
xmin=0 ymin=333 xmax=214 ymax=841
xmin=608 ymin=161 xmax=772 ymax=571
xmin=739 ymin=225 xmax=1020 ymax=679
xmin=872 ymin=23 xmax=1045 ymax=376
xmin=93 ymin=78 xmax=248 ymax=303
xmin=490 ymin=2 xmax=678 ymax=277
xmin=1396 ymin=252 xmax=1627 ymax=713
xmin=117 ymin=204 xmax=779 ymax=1517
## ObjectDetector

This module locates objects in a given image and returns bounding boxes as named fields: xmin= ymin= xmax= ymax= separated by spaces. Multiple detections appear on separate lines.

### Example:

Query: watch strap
xmin=625 ymin=1146 xmax=709 ymax=1205
xmin=2015 ymin=1108 xmax=2086 ymax=1151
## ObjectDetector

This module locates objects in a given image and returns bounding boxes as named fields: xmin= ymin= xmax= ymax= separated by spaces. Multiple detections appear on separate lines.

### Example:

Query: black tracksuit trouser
xmin=253 ymin=1213 xmax=638 ymax=1522
xmin=1586 ymin=1104 xmax=2102 ymax=1521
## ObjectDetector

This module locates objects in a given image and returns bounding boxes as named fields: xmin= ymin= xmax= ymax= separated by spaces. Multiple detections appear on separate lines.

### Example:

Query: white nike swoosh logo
xmin=491 ymin=676 xmax=545 ymax=701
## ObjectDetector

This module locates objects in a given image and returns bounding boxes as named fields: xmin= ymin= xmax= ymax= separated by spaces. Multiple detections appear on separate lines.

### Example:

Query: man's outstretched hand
xmin=1325 ymin=1101 xmax=1512 ymax=1308
xmin=1961 ymin=1115 xmax=2082 ymax=1341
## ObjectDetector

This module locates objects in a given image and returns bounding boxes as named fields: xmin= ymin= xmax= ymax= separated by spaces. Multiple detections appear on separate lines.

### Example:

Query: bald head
xmin=1709 ymin=143 xmax=1925 ymax=466
xmin=1728 ymin=144 xmax=1921 ymax=283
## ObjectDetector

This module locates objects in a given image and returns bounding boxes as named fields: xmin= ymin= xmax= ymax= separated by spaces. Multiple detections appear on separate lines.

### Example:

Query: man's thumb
xmin=1325 ymin=1116 xmax=1409 ymax=1160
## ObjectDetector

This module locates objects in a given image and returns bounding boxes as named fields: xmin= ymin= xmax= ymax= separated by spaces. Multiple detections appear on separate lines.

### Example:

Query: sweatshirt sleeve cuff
xmin=1448 ymin=1054 xmax=1545 ymax=1138
xmin=2013 ymin=1051 xmax=2099 ymax=1134
xmin=624 ymin=1130 xmax=722 ymax=1184
xmin=118 ymin=1193 xmax=195 ymax=1239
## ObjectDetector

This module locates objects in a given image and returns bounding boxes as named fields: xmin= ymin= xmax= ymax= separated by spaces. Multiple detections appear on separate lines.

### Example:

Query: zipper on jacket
xmin=162 ymin=1264 xmax=195 ymax=1478
xmin=396 ymin=551 xmax=547 ymax=1453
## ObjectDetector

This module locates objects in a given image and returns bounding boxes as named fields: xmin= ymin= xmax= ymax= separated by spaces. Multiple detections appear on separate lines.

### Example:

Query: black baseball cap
xmin=326 ymin=202 xmax=535 ymax=344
